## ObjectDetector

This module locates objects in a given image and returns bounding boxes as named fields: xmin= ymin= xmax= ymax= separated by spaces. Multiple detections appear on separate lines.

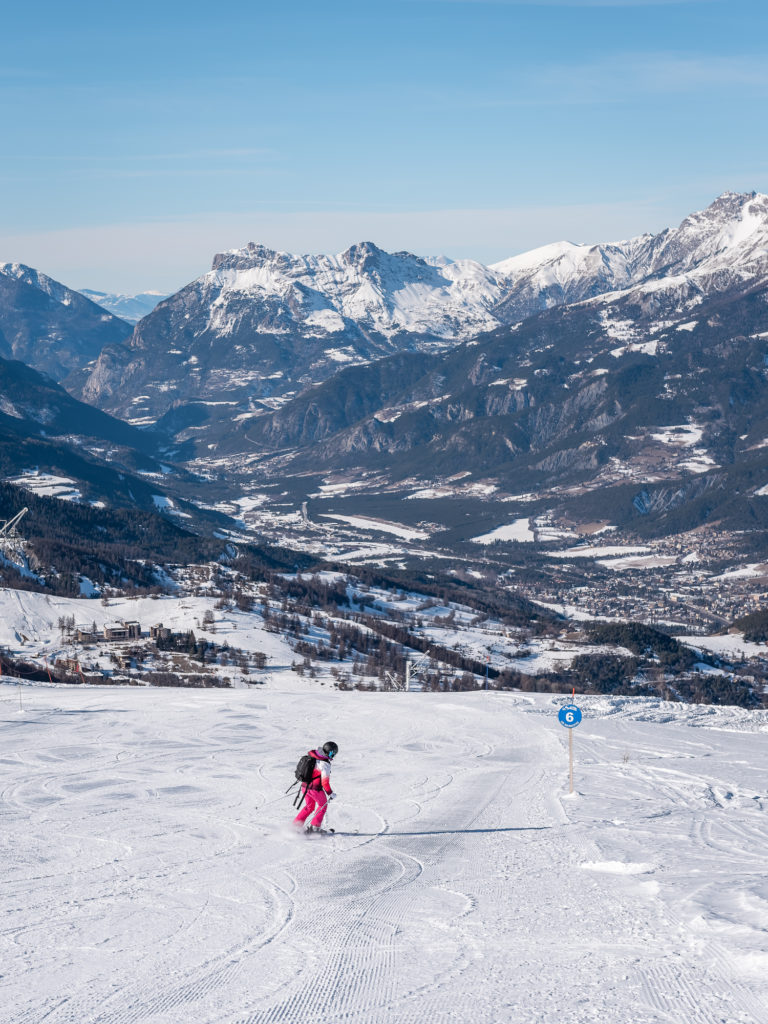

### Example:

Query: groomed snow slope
xmin=2 ymin=686 xmax=767 ymax=1024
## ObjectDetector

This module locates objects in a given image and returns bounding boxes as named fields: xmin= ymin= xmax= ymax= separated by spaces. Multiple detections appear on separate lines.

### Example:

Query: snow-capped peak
xmin=141 ymin=190 xmax=768 ymax=357
xmin=490 ymin=241 xmax=587 ymax=277
xmin=0 ymin=261 xmax=71 ymax=304
xmin=648 ymin=191 xmax=768 ymax=275
xmin=485 ymin=191 xmax=768 ymax=321
xmin=202 ymin=240 xmax=507 ymax=341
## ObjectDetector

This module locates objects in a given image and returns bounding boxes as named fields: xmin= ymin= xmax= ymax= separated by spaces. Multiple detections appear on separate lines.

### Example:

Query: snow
xmin=711 ymin=564 xmax=766 ymax=581
xmin=651 ymin=424 xmax=704 ymax=446
xmin=0 ymin=589 xmax=295 ymax=676
xmin=373 ymin=408 xmax=403 ymax=423
xmin=324 ymin=346 xmax=358 ymax=361
xmin=580 ymin=860 xmax=655 ymax=875
xmin=601 ymin=315 xmax=637 ymax=341
xmin=318 ymin=514 xmax=429 ymax=541
xmin=500 ymin=491 xmax=540 ymax=503
xmin=679 ymin=453 xmax=718 ymax=474
xmin=79 ymin=289 xmax=167 ymax=324
xmin=78 ymin=576 xmax=99 ymax=598
xmin=489 ymin=377 xmax=527 ymax=389
xmin=471 ymin=517 xmax=535 ymax=544
xmin=490 ymin=240 xmax=585 ymax=277
xmin=303 ymin=309 xmax=345 ymax=333
xmin=548 ymin=544 xmax=651 ymax=560
xmin=406 ymin=486 xmax=454 ymax=499
xmin=598 ymin=554 xmax=679 ymax=571
xmin=312 ymin=479 xmax=381 ymax=497
xmin=3 ymin=686 xmax=768 ymax=1023
xmin=234 ymin=495 xmax=268 ymax=512
xmin=207 ymin=244 xmax=507 ymax=341
xmin=7 ymin=472 xmax=82 ymax=503
xmin=610 ymin=339 xmax=658 ymax=357
xmin=679 ymin=632 xmax=767 ymax=660
xmin=533 ymin=515 xmax=578 ymax=542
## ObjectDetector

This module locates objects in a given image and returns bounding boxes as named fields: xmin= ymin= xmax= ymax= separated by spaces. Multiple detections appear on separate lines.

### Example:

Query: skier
xmin=293 ymin=741 xmax=338 ymax=833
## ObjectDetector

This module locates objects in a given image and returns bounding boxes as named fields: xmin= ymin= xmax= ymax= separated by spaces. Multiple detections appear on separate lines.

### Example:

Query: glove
xmin=327 ymin=792 xmax=337 ymax=801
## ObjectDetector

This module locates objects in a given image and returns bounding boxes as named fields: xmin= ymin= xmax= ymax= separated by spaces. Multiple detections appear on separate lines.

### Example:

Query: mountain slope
xmin=234 ymin=247 xmax=768 ymax=536
xmin=0 ymin=356 xmax=211 ymax=518
xmin=491 ymin=191 xmax=768 ymax=323
xmin=76 ymin=192 xmax=768 ymax=446
xmin=0 ymin=356 xmax=166 ymax=457
xmin=0 ymin=263 xmax=131 ymax=380
xmin=4 ymin=686 xmax=768 ymax=1023
xmin=78 ymin=241 xmax=510 ymax=424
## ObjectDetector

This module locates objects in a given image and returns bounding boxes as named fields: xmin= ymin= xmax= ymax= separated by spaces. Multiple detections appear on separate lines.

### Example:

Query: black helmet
xmin=322 ymin=741 xmax=338 ymax=759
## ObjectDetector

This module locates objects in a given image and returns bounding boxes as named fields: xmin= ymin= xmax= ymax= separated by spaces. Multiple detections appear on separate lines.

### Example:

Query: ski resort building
xmin=103 ymin=621 xmax=142 ymax=642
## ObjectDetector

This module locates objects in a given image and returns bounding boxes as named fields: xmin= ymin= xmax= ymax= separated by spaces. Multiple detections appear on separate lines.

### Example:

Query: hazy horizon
xmin=1 ymin=0 xmax=766 ymax=293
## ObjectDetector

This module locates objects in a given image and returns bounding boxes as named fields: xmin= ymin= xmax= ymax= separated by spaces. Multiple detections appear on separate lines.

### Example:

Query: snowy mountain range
xmin=79 ymin=288 xmax=168 ymax=324
xmin=170 ymin=190 xmax=768 ymax=540
xmin=76 ymin=242 xmax=512 ymax=424
xmin=77 ymin=192 xmax=768 ymax=430
xmin=3 ymin=191 xmax=768 ymax=546
xmin=492 ymin=191 xmax=768 ymax=320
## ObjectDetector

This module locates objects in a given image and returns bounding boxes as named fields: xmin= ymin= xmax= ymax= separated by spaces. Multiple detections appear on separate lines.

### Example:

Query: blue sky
xmin=1 ymin=0 xmax=766 ymax=292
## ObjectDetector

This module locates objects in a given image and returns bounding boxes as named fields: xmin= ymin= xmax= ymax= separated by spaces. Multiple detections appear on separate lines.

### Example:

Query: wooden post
xmin=569 ymin=686 xmax=575 ymax=793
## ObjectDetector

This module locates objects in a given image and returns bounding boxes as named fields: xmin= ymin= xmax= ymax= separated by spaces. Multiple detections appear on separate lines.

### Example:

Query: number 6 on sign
xmin=558 ymin=703 xmax=582 ymax=794
xmin=558 ymin=705 xmax=582 ymax=728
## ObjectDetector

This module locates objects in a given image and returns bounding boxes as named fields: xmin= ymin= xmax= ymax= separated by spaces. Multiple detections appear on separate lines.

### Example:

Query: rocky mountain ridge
xmin=76 ymin=193 xmax=768 ymax=436
xmin=223 ymin=193 xmax=768 ymax=539
xmin=5 ymin=191 xmax=768 ymax=541
xmin=0 ymin=263 xmax=131 ymax=380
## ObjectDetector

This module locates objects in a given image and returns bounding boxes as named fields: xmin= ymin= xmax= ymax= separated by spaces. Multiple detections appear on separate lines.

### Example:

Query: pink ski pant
xmin=294 ymin=787 xmax=328 ymax=827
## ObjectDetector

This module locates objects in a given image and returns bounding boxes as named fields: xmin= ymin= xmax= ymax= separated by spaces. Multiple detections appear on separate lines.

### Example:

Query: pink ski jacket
xmin=306 ymin=749 xmax=333 ymax=795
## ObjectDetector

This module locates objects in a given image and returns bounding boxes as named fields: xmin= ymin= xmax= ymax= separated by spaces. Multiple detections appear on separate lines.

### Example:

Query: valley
xmin=2 ymin=192 xmax=768 ymax=708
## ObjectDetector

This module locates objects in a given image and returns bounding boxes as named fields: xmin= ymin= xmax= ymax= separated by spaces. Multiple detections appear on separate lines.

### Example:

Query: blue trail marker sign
xmin=558 ymin=705 xmax=582 ymax=729
xmin=558 ymin=702 xmax=582 ymax=793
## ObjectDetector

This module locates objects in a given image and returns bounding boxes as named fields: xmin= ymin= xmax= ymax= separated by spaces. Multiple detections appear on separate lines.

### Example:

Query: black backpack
xmin=290 ymin=753 xmax=317 ymax=808
xmin=295 ymin=754 xmax=316 ymax=785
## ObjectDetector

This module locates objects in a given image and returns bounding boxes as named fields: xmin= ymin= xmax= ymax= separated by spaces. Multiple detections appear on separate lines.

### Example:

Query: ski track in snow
xmin=1 ymin=688 xmax=767 ymax=1023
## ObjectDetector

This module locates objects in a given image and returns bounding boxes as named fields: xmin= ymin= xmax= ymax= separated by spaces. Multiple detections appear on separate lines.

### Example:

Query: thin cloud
xmin=125 ymin=148 xmax=279 ymax=162
xmin=435 ymin=53 xmax=768 ymax=108
xmin=413 ymin=0 xmax=718 ymax=6
xmin=0 ymin=148 xmax=278 ymax=165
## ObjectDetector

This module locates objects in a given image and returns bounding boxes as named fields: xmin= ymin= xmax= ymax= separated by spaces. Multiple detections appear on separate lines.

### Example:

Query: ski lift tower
xmin=405 ymin=650 xmax=432 ymax=691
xmin=383 ymin=670 xmax=404 ymax=692
xmin=0 ymin=507 xmax=29 ymax=562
